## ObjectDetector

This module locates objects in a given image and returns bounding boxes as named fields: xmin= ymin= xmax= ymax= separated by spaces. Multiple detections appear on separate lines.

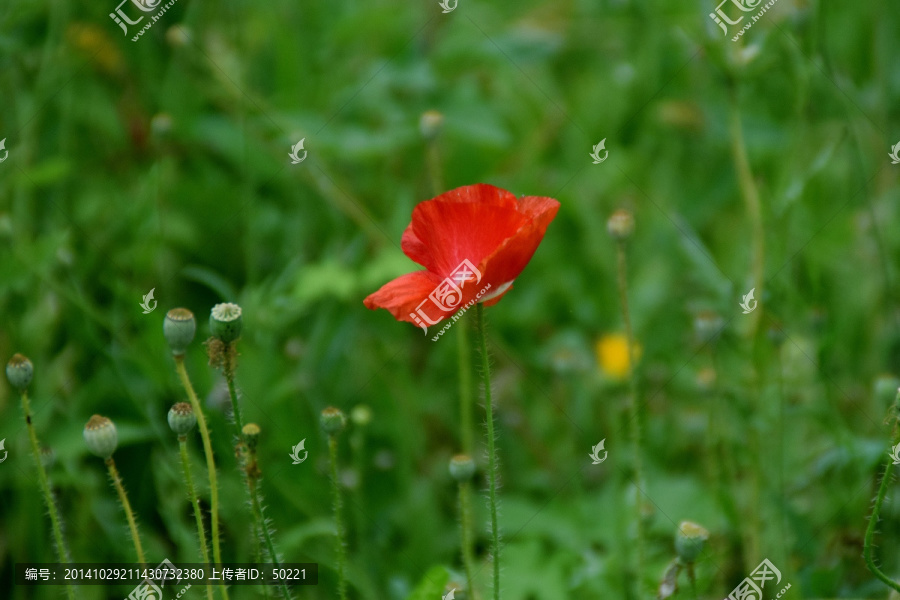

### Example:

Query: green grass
xmin=2 ymin=0 xmax=900 ymax=598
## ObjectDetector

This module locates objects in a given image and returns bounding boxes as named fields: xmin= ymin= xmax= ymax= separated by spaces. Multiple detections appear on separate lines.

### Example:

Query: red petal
xmin=402 ymin=184 xmax=527 ymax=276
xmin=475 ymin=194 xmax=560 ymax=287
xmin=363 ymin=270 xmax=443 ymax=324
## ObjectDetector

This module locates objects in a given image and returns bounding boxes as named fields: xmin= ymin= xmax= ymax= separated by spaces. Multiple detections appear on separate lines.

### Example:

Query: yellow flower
xmin=595 ymin=333 xmax=640 ymax=380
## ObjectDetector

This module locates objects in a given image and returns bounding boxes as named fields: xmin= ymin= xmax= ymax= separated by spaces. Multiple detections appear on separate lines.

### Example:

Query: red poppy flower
xmin=363 ymin=184 xmax=560 ymax=329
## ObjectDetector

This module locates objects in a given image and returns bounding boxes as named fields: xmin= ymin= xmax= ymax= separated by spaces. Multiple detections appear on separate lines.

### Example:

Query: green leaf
xmin=405 ymin=565 xmax=450 ymax=600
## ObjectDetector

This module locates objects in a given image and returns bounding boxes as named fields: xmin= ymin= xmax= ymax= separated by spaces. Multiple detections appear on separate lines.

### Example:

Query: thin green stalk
xmin=174 ymin=356 xmax=229 ymax=600
xmin=20 ymin=391 xmax=76 ymax=600
xmin=616 ymin=241 xmax=646 ymax=593
xmin=475 ymin=304 xmax=501 ymax=600
xmin=223 ymin=347 xmax=244 ymax=435
xmin=686 ymin=563 xmax=698 ymax=600
xmin=864 ymin=391 xmax=900 ymax=593
xmin=458 ymin=480 xmax=477 ymax=599
xmin=179 ymin=437 xmax=214 ymax=600
xmin=247 ymin=471 xmax=291 ymax=599
xmin=328 ymin=435 xmax=348 ymax=600
xmin=105 ymin=458 xmax=145 ymax=565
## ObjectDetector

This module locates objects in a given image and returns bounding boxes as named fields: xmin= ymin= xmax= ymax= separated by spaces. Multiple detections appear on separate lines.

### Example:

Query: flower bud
xmin=419 ymin=110 xmax=444 ymax=141
xmin=84 ymin=415 xmax=118 ymax=459
xmin=674 ymin=520 xmax=709 ymax=563
xmin=210 ymin=303 xmax=243 ymax=343
xmin=449 ymin=454 xmax=476 ymax=481
xmin=320 ymin=407 xmax=346 ymax=435
xmin=242 ymin=423 xmax=261 ymax=450
xmin=164 ymin=308 xmax=197 ymax=356
xmin=607 ymin=209 xmax=634 ymax=241
xmin=6 ymin=353 xmax=34 ymax=391
xmin=168 ymin=402 xmax=197 ymax=435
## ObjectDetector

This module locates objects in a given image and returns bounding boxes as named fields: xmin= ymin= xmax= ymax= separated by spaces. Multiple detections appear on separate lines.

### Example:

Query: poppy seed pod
xmin=6 ymin=353 xmax=34 ymax=391
xmin=674 ymin=520 xmax=709 ymax=563
xmin=167 ymin=402 xmax=197 ymax=435
xmin=210 ymin=303 xmax=243 ymax=343
xmin=449 ymin=454 xmax=476 ymax=481
xmin=164 ymin=308 xmax=197 ymax=356
xmin=242 ymin=423 xmax=261 ymax=450
xmin=419 ymin=110 xmax=444 ymax=141
xmin=84 ymin=415 xmax=118 ymax=459
xmin=607 ymin=209 xmax=634 ymax=240
xmin=320 ymin=407 xmax=347 ymax=435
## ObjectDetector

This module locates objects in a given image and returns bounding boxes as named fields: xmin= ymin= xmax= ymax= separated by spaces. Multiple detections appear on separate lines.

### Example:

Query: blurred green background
xmin=2 ymin=0 xmax=900 ymax=598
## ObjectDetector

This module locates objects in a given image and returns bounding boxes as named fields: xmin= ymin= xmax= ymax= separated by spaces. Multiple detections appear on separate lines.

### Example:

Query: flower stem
xmin=475 ymin=303 xmax=501 ymax=600
xmin=458 ymin=480 xmax=478 ymax=599
xmin=223 ymin=346 xmax=244 ymax=435
xmin=105 ymin=458 xmax=145 ymax=565
xmin=865 ymin=391 xmax=900 ymax=593
xmin=686 ymin=562 xmax=698 ymax=600
xmin=328 ymin=435 xmax=348 ymax=600
xmin=20 ymin=391 xmax=76 ymax=600
xmin=179 ymin=437 xmax=215 ymax=600
xmin=616 ymin=241 xmax=645 ymax=596
xmin=174 ymin=356 xmax=229 ymax=600
xmin=245 ymin=459 xmax=292 ymax=600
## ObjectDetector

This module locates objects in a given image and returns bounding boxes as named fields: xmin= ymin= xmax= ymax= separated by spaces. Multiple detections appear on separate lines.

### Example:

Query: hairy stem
xmin=179 ymin=437 xmax=214 ymax=600
xmin=864 ymin=391 xmax=900 ymax=592
xmin=328 ymin=435 xmax=348 ymax=600
xmin=246 ymin=462 xmax=291 ymax=599
xmin=616 ymin=241 xmax=645 ymax=595
xmin=105 ymin=458 xmax=145 ymax=565
xmin=476 ymin=304 xmax=501 ymax=600
xmin=20 ymin=391 xmax=76 ymax=600
xmin=223 ymin=346 xmax=245 ymax=435
xmin=174 ymin=356 xmax=228 ymax=600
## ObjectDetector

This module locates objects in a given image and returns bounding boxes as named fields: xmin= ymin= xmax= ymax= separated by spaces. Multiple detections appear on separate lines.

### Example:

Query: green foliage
xmin=1 ymin=0 xmax=900 ymax=598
